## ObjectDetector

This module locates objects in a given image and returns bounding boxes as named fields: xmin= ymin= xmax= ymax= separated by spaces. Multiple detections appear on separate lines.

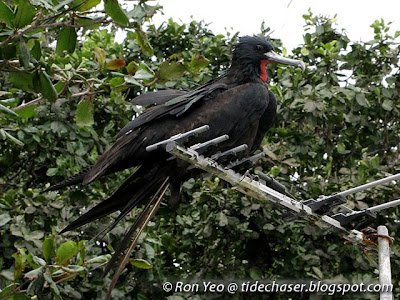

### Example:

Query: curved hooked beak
xmin=265 ymin=51 xmax=306 ymax=72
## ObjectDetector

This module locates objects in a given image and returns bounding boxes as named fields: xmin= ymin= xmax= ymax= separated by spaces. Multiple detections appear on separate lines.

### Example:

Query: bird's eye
xmin=256 ymin=44 xmax=263 ymax=50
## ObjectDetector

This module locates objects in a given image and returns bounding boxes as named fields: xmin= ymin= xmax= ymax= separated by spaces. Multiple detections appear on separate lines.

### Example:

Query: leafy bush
xmin=1 ymin=2 xmax=400 ymax=299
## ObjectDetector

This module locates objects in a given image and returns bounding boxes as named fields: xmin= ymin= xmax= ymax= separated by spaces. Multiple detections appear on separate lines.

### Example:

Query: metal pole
xmin=336 ymin=173 xmax=400 ymax=197
xmin=378 ymin=225 xmax=393 ymax=300
xmin=369 ymin=199 xmax=400 ymax=213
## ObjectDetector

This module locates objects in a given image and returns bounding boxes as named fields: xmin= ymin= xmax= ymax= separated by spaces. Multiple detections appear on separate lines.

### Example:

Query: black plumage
xmin=48 ymin=35 xmax=305 ymax=272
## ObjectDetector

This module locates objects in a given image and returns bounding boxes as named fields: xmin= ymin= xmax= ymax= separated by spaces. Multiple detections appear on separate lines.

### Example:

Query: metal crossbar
xmin=147 ymin=125 xmax=400 ymax=249
xmin=164 ymin=141 xmax=364 ymax=245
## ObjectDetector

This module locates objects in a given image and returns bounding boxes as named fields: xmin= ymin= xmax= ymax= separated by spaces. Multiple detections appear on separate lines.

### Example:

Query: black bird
xmin=49 ymin=36 xmax=304 ymax=271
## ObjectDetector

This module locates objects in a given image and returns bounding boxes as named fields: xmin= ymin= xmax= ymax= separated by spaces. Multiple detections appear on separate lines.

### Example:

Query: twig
xmin=54 ymin=261 xmax=109 ymax=285
xmin=14 ymin=97 xmax=42 ymax=111
xmin=0 ymin=16 xmax=109 ymax=48
xmin=13 ymin=89 xmax=105 ymax=111
xmin=143 ymin=77 xmax=159 ymax=87
xmin=70 ymin=89 xmax=105 ymax=98
xmin=36 ymin=16 xmax=109 ymax=29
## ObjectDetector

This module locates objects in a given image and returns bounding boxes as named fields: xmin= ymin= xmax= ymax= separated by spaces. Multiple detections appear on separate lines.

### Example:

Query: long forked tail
xmin=60 ymin=164 xmax=170 ymax=234
xmin=103 ymin=178 xmax=169 ymax=279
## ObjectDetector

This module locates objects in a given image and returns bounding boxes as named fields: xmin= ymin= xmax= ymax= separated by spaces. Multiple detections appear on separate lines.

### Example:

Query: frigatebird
xmin=48 ymin=36 xmax=305 ymax=272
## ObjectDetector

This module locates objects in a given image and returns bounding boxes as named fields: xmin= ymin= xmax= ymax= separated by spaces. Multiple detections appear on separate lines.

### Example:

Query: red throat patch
xmin=260 ymin=60 xmax=269 ymax=82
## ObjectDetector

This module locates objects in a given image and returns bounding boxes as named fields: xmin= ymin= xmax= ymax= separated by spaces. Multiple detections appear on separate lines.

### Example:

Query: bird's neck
xmin=227 ymin=60 xmax=268 ymax=84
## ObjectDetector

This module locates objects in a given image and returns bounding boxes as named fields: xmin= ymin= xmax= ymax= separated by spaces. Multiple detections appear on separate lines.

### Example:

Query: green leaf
xmin=337 ymin=142 xmax=350 ymax=154
xmin=316 ymin=25 xmax=325 ymax=34
xmin=61 ymin=265 xmax=86 ymax=272
xmin=12 ymin=248 xmax=27 ymax=280
xmin=0 ymin=43 xmax=17 ymax=60
xmin=2 ymin=128 xmax=9 ymax=139
xmin=26 ymin=252 xmax=41 ymax=269
xmin=126 ymin=61 xmax=139 ymax=75
xmin=27 ymin=271 xmax=45 ymax=296
xmin=158 ymin=61 xmax=185 ymax=83
xmin=144 ymin=243 xmax=155 ymax=259
xmin=355 ymin=93 xmax=370 ymax=107
xmin=19 ymin=41 xmax=31 ymax=69
xmin=135 ymin=27 xmax=154 ymax=56
xmin=94 ymin=47 xmax=106 ymax=67
xmin=0 ymin=91 xmax=12 ymax=97
xmin=312 ymin=266 xmax=324 ymax=279
xmin=86 ymin=254 xmax=111 ymax=264
xmin=14 ymin=0 xmax=36 ymax=28
xmin=302 ymin=84 xmax=313 ymax=95
xmin=55 ymin=0 xmax=74 ymax=10
xmin=51 ymin=269 xmax=66 ymax=277
xmin=44 ymin=273 xmax=61 ymax=299
xmin=130 ymin=4 xmax=146 ymax=20
xmin=105 ymin=58 xmax=125 ymax=70
xmin=0 ymin=1 xmax=15 ymax=28
xmin=189 ymin=55 xmax=210 ymax=71
xmin=382 ymin=99 xmax=393 ymax=111
xmin=124 ymin=75 xmax=142 ymax=87
xmin=54 ymin=81 xmax=66 ymax=93
xmin=303 ymin=100 xmax=317 ymax=112
xmin=39 ymin=71 xmax=58 ymax=100
xmin=56 ymin=240 xmax=78 ymax=265
xmin=31 ymin=39 xmax=41 ymax=60
xmin=104 ymin=0 xmax=129 ymax=27
xmin=219 ymin=212 xmax=228 ymax=227
xmin=134 ymin=68 xmax=154 ymax=80
xmin=73 ymin=0 xmax=101 ymax=11
xmin=77 ymin=240 xmax=86 ymax=265
xmin=0 ymin=103 xmax=18 ymax=117
xmin=0 ymin=285 xmax=13 ymax=299
xmin=32 ymin=255 xmax=46 ymax=266
xmin=9 ymin=72 xmax=34 ymax=92
xmin=249 ymin=267 xmax=262 ymax=280
xmin=109 ymin=77 xmax=124 ymax=87
xmin=50 ymin=121 xmax=68 ymax=133
xmin=16 ymin=104 xmax=37 ymax=119
xmin=75 ymin=98 xmax=94 ymax=127
xmin=263 ymin=223 xmax=275 ymax=230
xmin=131 ymin=258 xmax=153 ymax=269
xmin=56 ymin=27 xmax=77 ymax=54
xmin=0 ymin=213 xmax=11 ymax=227
xmin=300 ymin=47 xmax=310 ymax=56
xmin=27 ymin=230 xmax=44 ymax=241
xmin=24 ymin=267 xmax=44 ymax=280
xmin=43 ymin=235 xmax=56 ymax=262
xmin=46 ymin=168 xmax=58 ymax=177
xmin=4 ymin=130 xmax=24 ymax=146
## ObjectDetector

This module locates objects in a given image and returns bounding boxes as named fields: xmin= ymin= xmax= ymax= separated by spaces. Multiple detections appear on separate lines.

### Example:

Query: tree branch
xmin=13 ymin=89 xmax=105 ymax=111
xmin=0 ymin=16 xmax=110 ymax=48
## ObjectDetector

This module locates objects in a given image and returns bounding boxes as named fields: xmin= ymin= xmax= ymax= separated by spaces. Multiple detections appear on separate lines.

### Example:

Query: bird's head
xmin=230 ymin=36 xmax=305 ymax=82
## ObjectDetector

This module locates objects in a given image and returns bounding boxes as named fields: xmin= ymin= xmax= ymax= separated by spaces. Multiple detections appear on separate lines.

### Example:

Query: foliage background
xmin=0 ymin=0 xmax=400 ymax=299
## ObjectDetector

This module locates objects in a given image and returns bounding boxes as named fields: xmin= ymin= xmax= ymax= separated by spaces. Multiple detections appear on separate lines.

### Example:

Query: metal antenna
xmin=336 ymin=173 xmax=400 ymax=197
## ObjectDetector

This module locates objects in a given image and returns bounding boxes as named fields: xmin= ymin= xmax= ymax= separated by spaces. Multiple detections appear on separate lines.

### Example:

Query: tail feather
xmin=46 ymin=168 xmax=90 ymax=191
xmin=60 ymin=164 xmax=168 ymax=234
xmin=103 ymin=178 xmax=169 ymax=276
xmin=91 ymin=166 xmax=168 ymax=239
